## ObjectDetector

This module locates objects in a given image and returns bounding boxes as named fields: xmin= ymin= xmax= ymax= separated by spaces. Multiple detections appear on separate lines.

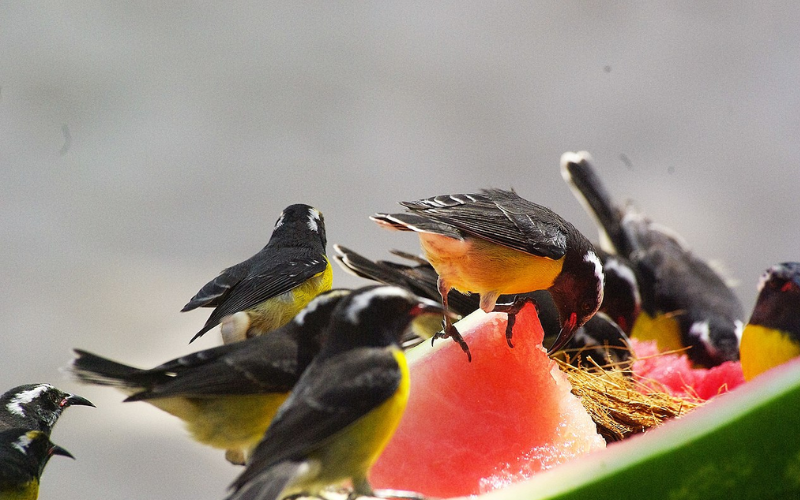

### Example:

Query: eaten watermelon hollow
xmin=370 ymin=303 xmax=605 ymax=498
xmin=630 ymin=339 xmax=745 ymax=401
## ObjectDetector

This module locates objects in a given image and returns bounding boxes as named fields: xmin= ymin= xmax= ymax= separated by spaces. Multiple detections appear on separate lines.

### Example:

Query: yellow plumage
xmin=418 ymin=233 xmax=564 ymax=299
xmin=283 ymin=348 xmax=410 ymax=497
xmin=245 ymin=259 xmax=333 ymax=338
xmin=740 ymin=324 xmax=800 ymax=381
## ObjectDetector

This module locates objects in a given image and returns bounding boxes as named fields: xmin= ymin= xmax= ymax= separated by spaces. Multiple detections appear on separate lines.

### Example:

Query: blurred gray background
xmin=2 ymin=3 xmax=799 ymax=499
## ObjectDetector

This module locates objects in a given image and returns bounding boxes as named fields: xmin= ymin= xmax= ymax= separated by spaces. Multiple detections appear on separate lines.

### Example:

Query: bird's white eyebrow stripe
xmin=604 ymin=257 xmax=641 ymax=306
xmin=295 ymin=289 xmax=350 ymax=325
xmin=584 ymin=251 xmax=605 ymax=293
xmin=12 ymin=433 xmax=33 ymax=454
xmin=346 ymin=287 xmax=411 ymax=323
xmin=6 ymin=384 xmax=53 ymax=417
xmin=307 ymin=208 xmax=321 ymax=232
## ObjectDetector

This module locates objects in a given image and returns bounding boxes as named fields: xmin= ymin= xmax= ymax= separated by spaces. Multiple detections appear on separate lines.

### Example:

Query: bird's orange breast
xmin=417 ymin=233 xmax=564 ymax=295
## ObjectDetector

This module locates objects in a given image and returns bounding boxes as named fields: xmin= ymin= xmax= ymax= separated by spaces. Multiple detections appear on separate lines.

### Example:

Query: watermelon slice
xmin=478 ymin=356 xmax=800 ymax=500
xmin=370 ymin=303 xmax=605 ymax=498
xmin=631 ymin=339 xmax=745 ymax=401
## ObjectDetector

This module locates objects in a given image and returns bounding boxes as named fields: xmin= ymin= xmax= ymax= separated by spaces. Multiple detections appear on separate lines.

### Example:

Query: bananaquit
xmin=371 ymin=189 xmax=605 ymax=361
xmin=226 ymin=285 xmax=448 ymax=500
xmin=0 ymin=384 xmax=93 ymax=435
xmin=334 ymin=244 xmax=633 ymax=368
xmin=740 ymin=262 xmax=800 ymax=380
xmin=70 ymin=289 xmax=350 ymax=465
xmin=0 ymin=428 xmax=73 ymax=500
xmin=183 ymin=204 xmax=332 ymax=344
xmin=561 ymin=151 xmax=744 ymax=367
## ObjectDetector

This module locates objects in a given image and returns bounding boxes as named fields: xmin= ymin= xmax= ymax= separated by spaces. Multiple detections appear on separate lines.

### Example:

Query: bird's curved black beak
xmin=50 ymin=445 xmax=75 ymax=459
xmin=62 ymin=394 xmax=95 ymax=408
xmin=547 ymin=312 xmax=578 ymax=355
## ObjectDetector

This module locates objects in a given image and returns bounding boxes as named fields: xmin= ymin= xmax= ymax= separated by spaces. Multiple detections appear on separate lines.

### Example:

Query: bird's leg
xmin=433 ymin=277 xmax=471 ymax=361
xmin=491 ymin=295 xmax=538 ymax=348
xmin=348 ymin=477 xmax=375 ymax=500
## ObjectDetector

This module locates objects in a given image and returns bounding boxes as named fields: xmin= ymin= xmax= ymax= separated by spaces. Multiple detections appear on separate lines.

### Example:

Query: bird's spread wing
xmin=127 ymin=334 xmax=303 ymax=400
xmin=233 ymin=348 xmax=401 ymax=488
xmin=401 ymin=189 xmax=567 ymax=259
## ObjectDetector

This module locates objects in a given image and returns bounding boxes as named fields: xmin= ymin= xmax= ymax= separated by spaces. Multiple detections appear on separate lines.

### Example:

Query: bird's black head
xmin=1 ymin=384 xmax=94 ymax=433
xmin=0 ymin=428 xmax=74 ymax=479
xmin=750 ymin=262 xmax=800 ymax=335
xmin=269 ymin=204 xmax=327 ymax=250
xmin=289 ymin=289 xmax=353 ymax=366
xmin=597 ymin=253 xmax=641 ymax=334
xmin=684 ymin=315 xmax=743 ymax=366
xmin=548 ymin=246 xmax=605 ymax=354
xmin=322 ymin=285 xmax=448 ymax=352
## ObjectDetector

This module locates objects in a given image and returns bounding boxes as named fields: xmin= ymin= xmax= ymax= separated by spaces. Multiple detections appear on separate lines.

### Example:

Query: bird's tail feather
xmin=227 ymin=460 xmax=304 ymax=500
xmin=68 ymin=349 xmax=157 ymax=391
xmin=370 ymin=213 xmax=462 ymax=239
xmin=560 ymin=151 xmax=636 ymax=257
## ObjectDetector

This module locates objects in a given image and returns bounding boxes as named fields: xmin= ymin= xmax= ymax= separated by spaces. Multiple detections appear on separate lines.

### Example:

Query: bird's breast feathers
xmin=418 ymin=233 xmax=564 ymax=294
xmin=247 ymin=260 xmax=333 ymax=335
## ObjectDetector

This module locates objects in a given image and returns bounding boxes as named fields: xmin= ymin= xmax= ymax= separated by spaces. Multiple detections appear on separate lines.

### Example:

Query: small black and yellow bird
xmin=183 ymin=204 xmax=333 ymax=344
xmin=0 ymin=428 xmax=73 ymax=500
xmin=226 ymin=285 xmax=447 ymax=500
xmin=740 ymin=262 xmax=800 ymax=381
xmin=370 ymin=189 xmax=605 ymax=360
xmin=70 ymin=289 xmax=351 ymax=465
xmin=0 ymin=384 xmax=94 ymax=435
xmin=334 ymin=244 xmax=633 ymax=367
xmin=561 ymin=151 xmax=744 ymax=367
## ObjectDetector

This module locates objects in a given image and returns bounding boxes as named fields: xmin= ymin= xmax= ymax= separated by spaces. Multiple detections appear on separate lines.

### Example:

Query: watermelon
xmin=478 ymin=356 xmax=800 ymax=500
xmin=370 ymin=303 xmax=605 ymax=498
xmin=630 ymin=339 xmax=745 ymax=401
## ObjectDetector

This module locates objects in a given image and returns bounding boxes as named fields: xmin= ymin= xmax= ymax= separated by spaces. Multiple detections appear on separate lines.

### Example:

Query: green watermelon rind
xmin=477 ymin=357 xmax=800 ymax=500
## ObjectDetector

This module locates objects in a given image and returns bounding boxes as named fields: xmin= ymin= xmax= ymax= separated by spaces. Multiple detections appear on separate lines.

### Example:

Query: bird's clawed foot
xmin=492 ymin=295 xmax=538 ymax=348
xmin=433 ymin=319 xmax=472 ymax=362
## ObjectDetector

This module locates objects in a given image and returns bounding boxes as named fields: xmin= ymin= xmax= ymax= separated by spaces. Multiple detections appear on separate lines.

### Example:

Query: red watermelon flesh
xmin=630 ymin=339 xmax=745 ymax=400
xmin=370 ymin=303 xmax=605 ymax=498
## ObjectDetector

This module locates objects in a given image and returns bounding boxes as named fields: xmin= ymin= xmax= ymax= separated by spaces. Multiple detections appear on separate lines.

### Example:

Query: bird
xmin=561 ymin=151 xmax=744 ymax=367
xmin=370 ymin=189 xmax=605 ymax=361
xmin=334 ymin=244 xmax=633 ymax=367
xmin=0 ymin=384 xmax=94 ymax=435
xmin=0 ymin=428 xmax=73 ymax=500
xmin=182 ymin=204 xmax=333 ymax=344
xmin=69 ymin=289 xmax=351 ymax=465
xmin=740 ymin=262 xmax=800 ymax=381
xmin=226 ymin=285 xmax=449 ymax=500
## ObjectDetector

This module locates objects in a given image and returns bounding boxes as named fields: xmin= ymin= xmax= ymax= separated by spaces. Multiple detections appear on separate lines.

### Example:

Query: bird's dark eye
xmin=582 ymin=300 xmax=594 ymax=313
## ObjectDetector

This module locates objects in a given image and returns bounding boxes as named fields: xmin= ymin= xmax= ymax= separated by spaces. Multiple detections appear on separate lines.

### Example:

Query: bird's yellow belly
xmin=0 ymin=480 xmax=39 ymax=500
xmin=630 ymin=310 xmax=685 ymax=354
xmin=150 ymin=393 xmax=288 ymax=452
xmin=740 ymin=324 xmax=800 ymax=381
xmin=418 ymin=234 xmax=563 ymax=295
xmin=247 ymin=259 xmax=334 ymax=336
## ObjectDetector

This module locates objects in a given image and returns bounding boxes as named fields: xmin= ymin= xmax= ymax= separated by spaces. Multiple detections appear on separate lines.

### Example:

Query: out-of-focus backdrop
xmin=2 ymin=3 xmax=799 ymax=498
